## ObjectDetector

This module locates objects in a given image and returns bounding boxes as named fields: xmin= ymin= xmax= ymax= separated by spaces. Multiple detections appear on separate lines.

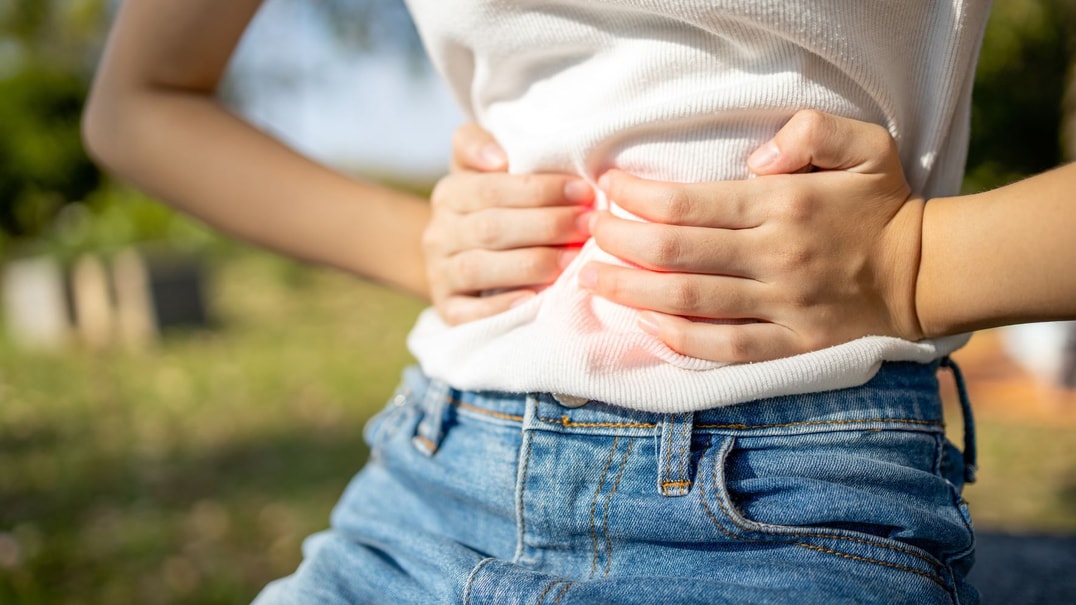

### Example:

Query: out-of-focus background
xmin=0 ymin=0 xmax=1074 ymax=604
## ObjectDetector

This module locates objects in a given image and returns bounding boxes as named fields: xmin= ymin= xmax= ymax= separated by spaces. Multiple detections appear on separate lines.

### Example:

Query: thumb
xmin=451 ymin=122 xmax=508 ymax=172
xmin=747 ymin=110 xmax=898 ymax=176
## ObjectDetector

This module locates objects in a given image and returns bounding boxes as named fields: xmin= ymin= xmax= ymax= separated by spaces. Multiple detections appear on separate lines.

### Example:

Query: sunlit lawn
xmin=1 ymin=249 xmax=1073 ymax=605
xmin=1 ymin=250 xmax=424 ymax=605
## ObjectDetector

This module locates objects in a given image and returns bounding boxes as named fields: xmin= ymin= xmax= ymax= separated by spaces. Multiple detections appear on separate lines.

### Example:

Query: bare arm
xmin=83 ymin=0 xmax=430 ymax=296
xmin=917 ymin=162 xmax=1076 ymax=337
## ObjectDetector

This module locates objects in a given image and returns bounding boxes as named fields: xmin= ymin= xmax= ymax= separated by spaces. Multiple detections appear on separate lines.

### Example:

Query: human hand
xmin=424 ymin=123 xmax=594 ymax=324
xmin=580 ymin=110 xmax=926 ymax=362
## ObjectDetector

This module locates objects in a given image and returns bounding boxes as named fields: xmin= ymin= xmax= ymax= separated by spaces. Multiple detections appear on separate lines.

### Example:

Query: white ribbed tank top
xmin=403 ymin=0 xmax=992 ymax=412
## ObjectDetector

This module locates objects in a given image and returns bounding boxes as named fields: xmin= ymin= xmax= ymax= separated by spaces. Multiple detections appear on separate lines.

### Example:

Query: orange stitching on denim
xmin=794 ymin=543 xmax=946 ymax=588
xmin=660 ymin=480 xmax=693 ymax=488
xmin=589 ymin=436 xmax=619 ymax=578
xmin=679 ymin=413 xmax=690 ymax=484
xmin=516 ymin=433 xmax=534 ymax=563
xmin=552 ymin=581 xmax=574 ymax=605
xmin=662 ymin=418 xmax=675 ymax=491
xmin=801 ymin=532 xmax=943 ymax=569
xmin=704 ymin=438 xmax=947 ymax=583
xmin=705 ymin=440 xmax=943 ymax=569
xmin=540 ymin=416 xmax=657 ymax=429
xmin=452 ymin=399 xmax=525 ymax=423
xmin=414 ymin=434 xmax=437 ymax=453
xmin=463 ymin=558 xmax=495 ymax=605
xmin=536 ymin=416 xmax=941 ymax=432
xmin=694 ymin=418 xmax=943 ymax=430
xmin=603 ymin=437 xmax=635 ymax=577
xmin=698 ymin=439 xmax=749 ymax=542
xmin=535 ymin=579 xmax=561 ymax=605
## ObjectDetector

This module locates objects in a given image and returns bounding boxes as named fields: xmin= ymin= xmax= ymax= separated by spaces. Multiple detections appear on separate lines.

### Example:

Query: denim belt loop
xmin=412 ymin=379 xmax=452 ymax=457
xmin=940 ymin=356 xmax=978 ymax=484
xmin=657 ymin=412 xmax=696 ymax=497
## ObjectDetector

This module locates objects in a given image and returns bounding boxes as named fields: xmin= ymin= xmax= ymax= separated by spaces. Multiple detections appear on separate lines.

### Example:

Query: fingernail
xmin=576 ymin=211 xmax=594 ymax=235
xmin=578 ymin=264 xmax=597 ymax=289
xmin=558 ymin=248 xmax=580 ymax=268
xmin=564 ymin=180 xmax=593 ymax=204
xmin=510 ymin=291 xmax=536 ymax=308
xmin=747 ymin=141 xmax=780 ymax=171
xmin=597 ymin=172 xmax=613 ymax=191
xmin=479 ymin=143 xmax=508 ymax=169
xmin=588 ymin=212 xmax=599 ymax=234
xmin=637 ymin=311 xmax=661 ymax=336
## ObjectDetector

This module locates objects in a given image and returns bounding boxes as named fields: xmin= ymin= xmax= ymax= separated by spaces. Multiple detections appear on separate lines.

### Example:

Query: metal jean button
xmin=552 ymin=393 xmax=590 ymax=408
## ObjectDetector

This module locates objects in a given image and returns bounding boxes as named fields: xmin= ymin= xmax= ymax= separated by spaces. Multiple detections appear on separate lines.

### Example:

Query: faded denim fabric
xmin=252 ymin=361 xmax=977 ymax=605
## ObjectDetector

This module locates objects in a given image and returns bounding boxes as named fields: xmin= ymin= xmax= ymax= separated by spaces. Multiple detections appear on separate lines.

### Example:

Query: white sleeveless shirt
xmin=403 ymin=0 xmax=992 ymax=412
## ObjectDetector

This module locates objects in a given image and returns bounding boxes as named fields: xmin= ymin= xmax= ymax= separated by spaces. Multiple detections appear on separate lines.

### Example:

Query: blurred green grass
xmin=0 ymin=250 xmax=424 ymax=605
xmin=1 ymin=249 xmax=1074 ymax=605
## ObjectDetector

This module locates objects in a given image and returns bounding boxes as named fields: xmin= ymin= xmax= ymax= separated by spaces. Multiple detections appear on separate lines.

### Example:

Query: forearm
xmin=85 ymin=89 xmax=430 ymax=296
xmin=83 ymin=0 xmax=430 ymax=297
xmin=917 ymin=162 xmax=1076 ymax=337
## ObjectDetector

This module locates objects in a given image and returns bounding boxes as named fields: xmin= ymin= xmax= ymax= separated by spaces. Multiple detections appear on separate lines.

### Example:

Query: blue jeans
xmin=252 ymin=361 xmax=978 ymax=604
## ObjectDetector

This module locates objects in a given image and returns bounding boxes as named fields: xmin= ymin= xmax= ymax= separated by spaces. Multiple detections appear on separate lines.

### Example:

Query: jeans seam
xmin=514 ymin=429 xmax=535 ymax=565
xmin=701 ymin=437 xmax=950 ymax=589
xmin=589 ymin=436 xmax=620 ymax=578
xmin=535 ymin=415 xmax=943 ymax=431
xmin=552 ymin=581 xmax=574 ymax=604
xmin=603 ymin=437 xmax=635 ymax=577
xmin=711 ymin=439 xmax=947 ymax=569
xmin=679 ymin=415 xmax=690 ymax=485
xmin=535 ymin=579 xmax=563 ymax=605
xmin=462 ymin=557 xmax=496 ymax=605
xmin=695 ymin=418 xmax=944 ymax=430
xmin=452 ymin=398 xmax=526 ymax=423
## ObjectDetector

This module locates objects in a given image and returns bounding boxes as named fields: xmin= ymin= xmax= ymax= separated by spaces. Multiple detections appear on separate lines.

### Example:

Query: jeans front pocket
xmin=699 ymin=428 xmax=974 ymax=600
xmin=362 ymin=381 xmax=422 ymax=456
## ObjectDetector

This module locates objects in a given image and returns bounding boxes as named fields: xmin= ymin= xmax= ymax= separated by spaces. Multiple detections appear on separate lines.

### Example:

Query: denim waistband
xmin=403 ymin=358 xmax=976 ymax=487
xmin=405 ymin=361 xmax=947 ymax=435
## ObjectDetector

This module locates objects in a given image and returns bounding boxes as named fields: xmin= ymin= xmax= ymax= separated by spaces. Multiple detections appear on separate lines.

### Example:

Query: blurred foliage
xmin=0 ymin=66 xmax=100 ymax=244
xmin=965 ymin=0 xmax=1076 ymax=192
xmin=0 ymin=0 xmax=108 ymax=249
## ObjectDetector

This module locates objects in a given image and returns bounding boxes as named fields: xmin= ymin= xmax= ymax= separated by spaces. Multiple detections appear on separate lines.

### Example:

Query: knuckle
xmin=721 ymin=331 xmax=754 ymax=362
xmin=775 ymin=242 xmax=813 ymax=272
xmin=866 ymin=123 xmax=896 ymax=153
xmin=792 ymin=109 xmax=828 ymax=137
xmin=774 ymin=190 xmax=814 ymax=223
xmin=451 ymin=253 xmax=481 ymax=288
xmin=647 ymin=229 xmax=683 ymax=267
xmin=657 ymin=187 xmax=692 ymax=223
xmin=666 ymin=276 xmax=701 ymax=313
xmin=470 ymin=212 xmax=501 ymax=247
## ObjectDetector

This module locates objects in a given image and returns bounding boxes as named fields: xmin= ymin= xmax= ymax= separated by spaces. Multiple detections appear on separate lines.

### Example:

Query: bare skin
xmin=83 ymin=0 xmax=430 ymax=296
xmin=428 ymin=110 xmax=1076 ymax=362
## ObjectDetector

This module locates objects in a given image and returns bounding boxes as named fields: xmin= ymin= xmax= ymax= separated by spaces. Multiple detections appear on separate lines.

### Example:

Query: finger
xmin=432 ymin=171 xmax=594 ymax=213
xmin=597 ymin=169 xmax=759 ymax=228
xmin=438 ymin=290 xmax=535 ymax=326
xmin=444 ymin=247 xmax=571 ymax=293
xmin=636 ymin=312 xmax=805 ymax=363
xmin=590 ymin=212 xmax=754 ymax=276
xmin=578 ymin=262 xmax=768 ymax=319
xmin=458 ymin=206 xmax=592 ymax=251
xmin=747 ymin=109 xmax=900 ymax=176
xmin=451 ymin=122 xmax=508 ymax=172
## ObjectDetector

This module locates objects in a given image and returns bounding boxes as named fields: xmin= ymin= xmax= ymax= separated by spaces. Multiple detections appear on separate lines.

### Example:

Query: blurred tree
xmin=965 ymin=0 xmax=1074 ymax=192
xmin=0 ymin=0 xmax=108 ymax=242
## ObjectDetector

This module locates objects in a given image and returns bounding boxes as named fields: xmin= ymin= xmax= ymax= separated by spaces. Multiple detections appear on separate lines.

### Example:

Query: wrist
xmin=880 ymin=196 xmax=927 ymax=341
